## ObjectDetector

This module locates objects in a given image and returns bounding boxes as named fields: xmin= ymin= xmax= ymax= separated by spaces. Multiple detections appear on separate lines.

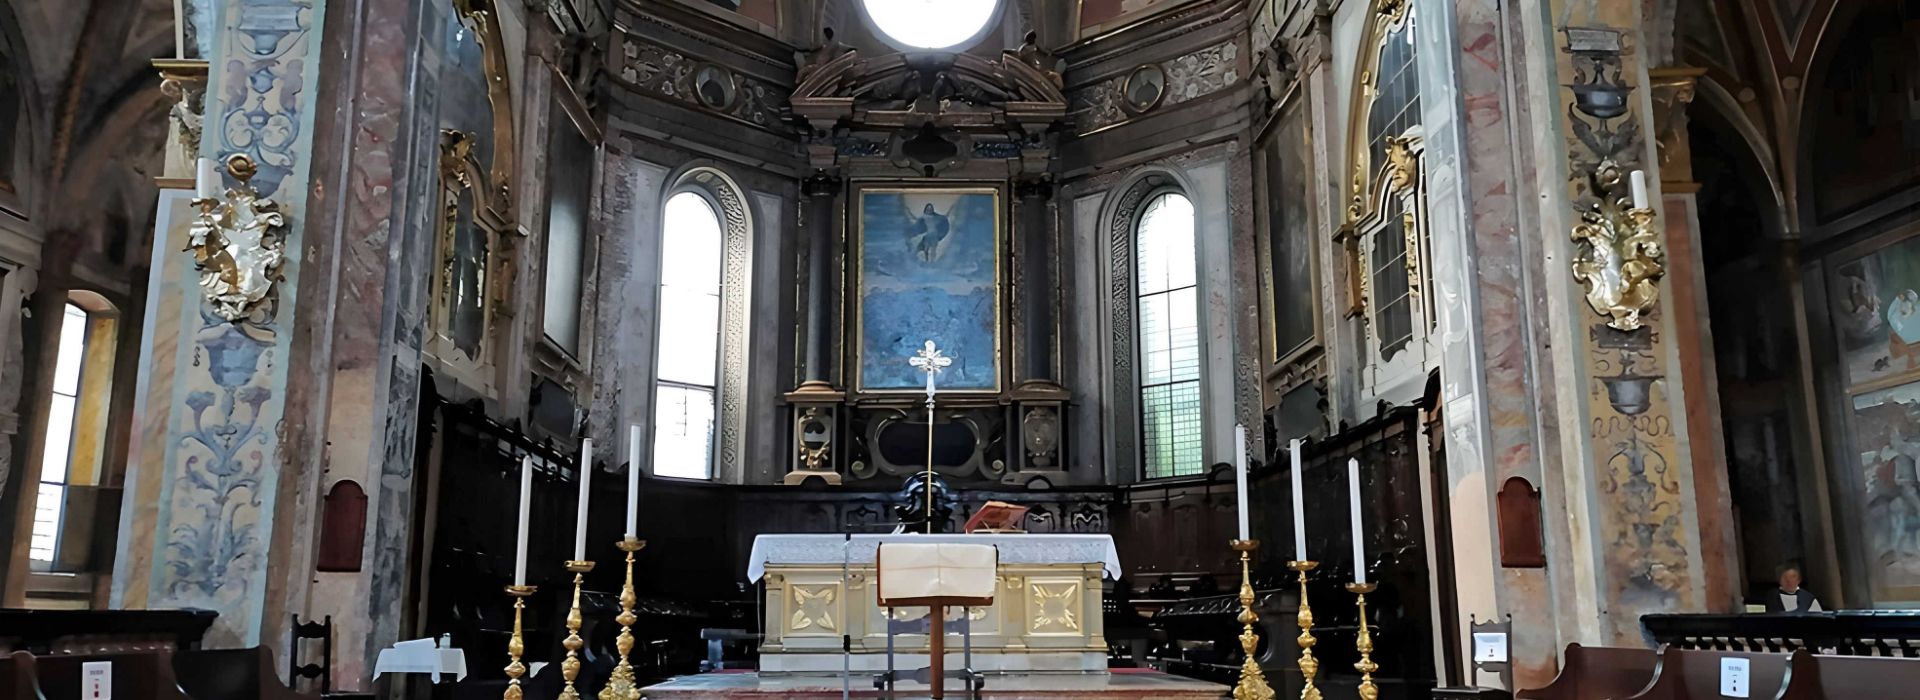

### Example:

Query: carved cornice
xmin=614 ymin=35 xmax=789 ymax=132
xmin=1069 ymin=40 xmax=1241 ymax=135
xmin=789 ymin=50 xmax=1069 ymax=137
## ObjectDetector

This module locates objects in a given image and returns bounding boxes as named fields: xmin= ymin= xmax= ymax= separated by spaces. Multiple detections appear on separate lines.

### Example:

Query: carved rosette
xmin=189 ymin=155 xmax=287 ymax=322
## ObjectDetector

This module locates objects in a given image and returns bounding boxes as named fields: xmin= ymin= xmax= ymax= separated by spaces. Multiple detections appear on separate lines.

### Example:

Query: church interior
xmin=3 ymin=0 xmax=1920 ymax=697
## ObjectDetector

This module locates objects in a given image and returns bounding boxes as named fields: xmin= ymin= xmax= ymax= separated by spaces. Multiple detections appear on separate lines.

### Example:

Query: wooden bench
xmin=1624 ymin=646 xmax=1817 ymax=700
xmin=31 ymin=650 xmax=192 ymax=700
xmin=1802 ymin=654 xmax=1920 ymax=698
xmin=1 ymin=651 xmax=45 ymax=700
xmin=173 ymin=646 xmax=313 ymax=700
xmin=1518 ymin=644 xmax=1658 ymax=700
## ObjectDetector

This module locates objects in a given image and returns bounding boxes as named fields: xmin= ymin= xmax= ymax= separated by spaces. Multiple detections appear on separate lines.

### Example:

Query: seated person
xmin=1762 ymin=565 xmax=1824 ymax=613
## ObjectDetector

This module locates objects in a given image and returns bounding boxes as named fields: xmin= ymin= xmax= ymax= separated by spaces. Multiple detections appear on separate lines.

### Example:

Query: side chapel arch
xmin=651 ymin=165 xmax=753 ymax=481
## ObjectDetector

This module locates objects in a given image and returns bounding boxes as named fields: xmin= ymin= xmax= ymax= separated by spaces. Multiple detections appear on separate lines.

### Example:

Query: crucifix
xmin=909 ymin=340 xmax=951 ymax=533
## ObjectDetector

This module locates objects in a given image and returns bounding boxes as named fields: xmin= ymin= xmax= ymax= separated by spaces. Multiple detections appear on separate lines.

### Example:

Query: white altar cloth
xmin=746 ymin=533 xmax=1121 ymax=582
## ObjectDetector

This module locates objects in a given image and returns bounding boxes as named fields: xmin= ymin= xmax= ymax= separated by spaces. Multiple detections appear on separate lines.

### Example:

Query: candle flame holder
xmin=503 ymin=584 xmax=537 ymax=700
xmin=1229 ymin=539 xmax=1275 ymax=700
xmin=1347 ymin=582 xmax=1380 ymax=700
xmin=558 ymin=560 xmax=596 ymax=700
xmin=1287 ymin=561 xmax=1322 ymax=700
xmin=599 ymin=537 xmax=647 ymax=700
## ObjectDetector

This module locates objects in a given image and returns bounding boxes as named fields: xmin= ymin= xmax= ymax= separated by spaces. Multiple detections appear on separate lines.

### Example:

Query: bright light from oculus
xmin=862 ymin=0 xmax=999 ymax=50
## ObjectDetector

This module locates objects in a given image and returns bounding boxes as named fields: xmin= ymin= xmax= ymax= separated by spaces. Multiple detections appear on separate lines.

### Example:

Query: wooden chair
xmin=174 ymin=646 xmax=317 ymax=700
xmin=1 ymin=651 xmax=46 ymax=700
xmin=1804 ymin=654 xmax=1920 ymax=699
xmin=31 ymin=650 xmax=191 ymax=700
xmin=1517 ymin=644 xmax=1658 ymax=700
xmin=1623 ymin=646 xmax=1817 ymax=700
xmin=874 ymin=542 xmax=996 ymax=700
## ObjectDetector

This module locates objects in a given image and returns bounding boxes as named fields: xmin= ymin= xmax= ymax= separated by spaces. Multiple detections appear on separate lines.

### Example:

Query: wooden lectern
xmin=876 ymin=542 xmax=997 ymax=699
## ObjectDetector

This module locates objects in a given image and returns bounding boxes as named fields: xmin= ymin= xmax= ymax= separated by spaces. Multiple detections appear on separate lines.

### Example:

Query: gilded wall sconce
xmin=189 ymin=153 xmax=287 ymax=322
xmin=1571 ymin=159 xmax=1664 ymax=332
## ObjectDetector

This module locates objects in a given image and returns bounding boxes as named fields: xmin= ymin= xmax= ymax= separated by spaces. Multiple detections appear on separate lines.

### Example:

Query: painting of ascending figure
xmin=856 ymin=187 xmax=1001 ymax=392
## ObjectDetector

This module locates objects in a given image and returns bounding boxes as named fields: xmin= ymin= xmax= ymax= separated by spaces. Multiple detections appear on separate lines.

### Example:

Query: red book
xmin=964 ymin=501 xmax=1029 ymax=533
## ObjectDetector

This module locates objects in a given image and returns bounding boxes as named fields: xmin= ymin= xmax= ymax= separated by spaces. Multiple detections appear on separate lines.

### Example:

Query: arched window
xmin=1135 ymin=191 xmax=1202 ymax=478
xmin=30 ymin=297 xmax=117 ymax=568
xmin=1345 ymin=0 xmax=1433 ymax=403
xmin=652 ymin=191 xmax=725 ymax=479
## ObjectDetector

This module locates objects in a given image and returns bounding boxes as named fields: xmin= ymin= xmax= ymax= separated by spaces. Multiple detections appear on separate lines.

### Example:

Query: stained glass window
xmin=861 ymin=0 xmax=999 ymax=51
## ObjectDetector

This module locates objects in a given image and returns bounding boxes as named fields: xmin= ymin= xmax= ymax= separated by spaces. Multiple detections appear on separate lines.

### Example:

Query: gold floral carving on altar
xmin=1571 ymin=159 xmax=1665 ymax=331
xmin=1028 ymin=582 xmax=1081 ymax=633
xmin=790 ymin=585 xmax=838 ymax=633
xmin=189 ymin=154 xmax=286 ymax=322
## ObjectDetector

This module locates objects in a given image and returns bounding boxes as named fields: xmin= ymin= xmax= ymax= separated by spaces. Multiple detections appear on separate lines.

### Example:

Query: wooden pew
xmin=1804 ymin=654 xmax=1920 ymax=698
xmin=173 ymin=646 xmax=316 ymax=700
xmin=1 ymin=651 xmax=46 ymax=700
xmin=1518 ymin=644 xmax=1658 ymax=700
xmin=1624 ymin=646 xmax=1817 ymax=700
xmin=31 ymin=650 xmax=192 ymax=700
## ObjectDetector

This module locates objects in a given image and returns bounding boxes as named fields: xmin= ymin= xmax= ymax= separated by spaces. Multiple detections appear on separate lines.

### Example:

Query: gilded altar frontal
xmin=4 ymin=0 xmax=1920 ymax=698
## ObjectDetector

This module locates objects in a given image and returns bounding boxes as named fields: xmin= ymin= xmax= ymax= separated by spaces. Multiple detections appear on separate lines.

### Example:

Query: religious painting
xmin=855 ymin=186 xmax=1001 ymax=393
xmin=1847 ymin=380 xmax=1920 ymax=602
xmin=1807 ymin=3 xmax=1920 ymax=225
xmin=1263 ymin=100 xmax=1318 ymax=364
xmin=1829 ymin=232 xmax=1920 ymax=392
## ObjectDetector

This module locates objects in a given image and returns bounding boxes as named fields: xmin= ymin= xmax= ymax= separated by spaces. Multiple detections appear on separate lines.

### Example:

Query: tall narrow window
xmin=1135 ymin=192 xmax=1202 ymax=479
xmin=652 ymin=192 xmax=724 ymax=479
xmin=31 ymin=302 xmax=114 ymax=567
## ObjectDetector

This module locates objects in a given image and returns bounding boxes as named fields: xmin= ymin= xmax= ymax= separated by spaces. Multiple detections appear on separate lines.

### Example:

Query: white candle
xmin=627 ymin=424 xmax=642 ymax=537
xmin=1234 ymin=424 xmax=1251 ymax=542
xmin=194 ymin=158 xmax=220 ymax=200
xmin=1290 ymin=439 xmax=1306 ymax=562
xmin=514 ymin=456 xmax=533 ymax=586
xmin=1629 ymin=169 xmax=1649 ymax=209
xmin=574 ymin=438 xmax=593 ymax=561
xmin=1348 ymin=458 xmax=1366 ymax=585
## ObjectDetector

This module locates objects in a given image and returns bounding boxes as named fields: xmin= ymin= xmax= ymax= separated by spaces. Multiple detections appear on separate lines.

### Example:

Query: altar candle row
xmin=1232 ymin=425 xmax=1369 ymax=585
xmin=511 ymin=424 xmax=647 ymax=583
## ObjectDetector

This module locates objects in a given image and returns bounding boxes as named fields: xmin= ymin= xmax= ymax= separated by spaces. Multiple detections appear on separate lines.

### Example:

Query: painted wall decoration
xmin=1079 ymin=0 xmax=1189 ymax=32
xmin=1847 ymin=380 xmax=1920 ymax=602
xmin=855 ymin=187 xmax=1000 ymax=392
xmin=146 ymin=0 xmax=327 ymax=647
xmin=1830 ymin=233 xmax=1920 ymax=393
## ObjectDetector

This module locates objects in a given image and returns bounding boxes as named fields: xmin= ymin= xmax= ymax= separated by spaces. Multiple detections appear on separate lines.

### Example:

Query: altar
xmin=748 ymin=533 xmax=1120 ymax=675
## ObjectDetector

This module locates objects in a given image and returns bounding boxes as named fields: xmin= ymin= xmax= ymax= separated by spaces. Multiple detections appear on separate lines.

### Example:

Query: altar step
xmin=639 ymin=669 xmax=1230 ymax=699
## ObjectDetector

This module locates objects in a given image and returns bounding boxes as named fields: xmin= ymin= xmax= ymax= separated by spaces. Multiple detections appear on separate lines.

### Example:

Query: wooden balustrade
xmin=1642 ymin=611 xmax=1920 ymax=656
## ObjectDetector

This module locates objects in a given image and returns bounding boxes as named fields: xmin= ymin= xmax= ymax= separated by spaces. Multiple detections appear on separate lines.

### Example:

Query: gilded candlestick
xmin=1347 ymin=582 xmax=1380 ymax=700
xmin=1230 ymin=540 xmax=1275 ymax=700
xmin=559 ymin=560 xmax=596 ymax=700
xmin=503 ymin=584 xmax=537 ymax=700
xmin=1287 ymin=561 xmax=1322 ymax=700
xmin=599 ymin=538 xmax=647 ymax=700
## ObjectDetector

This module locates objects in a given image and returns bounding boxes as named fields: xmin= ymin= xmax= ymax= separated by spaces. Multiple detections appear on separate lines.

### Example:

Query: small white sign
xmin=81 ymin=660 xmax=111 ymax=700
xmin=1472 ymin=632 xmax=1509 ymax=663
xmin=1720 ymin=656 xmax=1750 ymax=698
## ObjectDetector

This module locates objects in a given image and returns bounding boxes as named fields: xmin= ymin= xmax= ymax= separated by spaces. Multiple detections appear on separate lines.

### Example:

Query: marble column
xmin=1011 ymin=176 xmax=1068 ymax=483
xmin=785 ymin=172 xmax=844 ymax=484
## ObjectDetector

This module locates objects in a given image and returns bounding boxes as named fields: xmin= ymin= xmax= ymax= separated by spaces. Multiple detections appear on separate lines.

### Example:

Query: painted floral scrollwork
xmin=189 ymin=154 xmax=287 ymax=323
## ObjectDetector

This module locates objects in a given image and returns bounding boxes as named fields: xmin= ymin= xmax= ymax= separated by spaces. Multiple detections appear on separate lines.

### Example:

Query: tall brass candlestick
xmin=1347 ymin=582 xmax=1380 ymax=700
xmin=558 ymin=560 xmax=596 ymax=700
xmin=1287 ymin=560 xmax=1322 ymax=700
xmin=503 ymin=584 xmax=537 ymax=700
xmin=1230 ymin=539 xmax=1275 ymax=700
xmin=599 ymin=538 xmax=647 ymax=700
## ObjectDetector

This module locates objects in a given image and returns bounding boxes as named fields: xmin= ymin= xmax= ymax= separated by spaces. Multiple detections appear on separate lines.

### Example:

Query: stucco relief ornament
xmin=189 ymin=154 xmax=287 ymax=322
xmin=1571 ymin=159 xmax=1664 ymax=331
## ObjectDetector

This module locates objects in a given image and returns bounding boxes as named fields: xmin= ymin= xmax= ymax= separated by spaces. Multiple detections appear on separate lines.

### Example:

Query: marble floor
xmin=639 ymin=670 xmax=1230 ymax=699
